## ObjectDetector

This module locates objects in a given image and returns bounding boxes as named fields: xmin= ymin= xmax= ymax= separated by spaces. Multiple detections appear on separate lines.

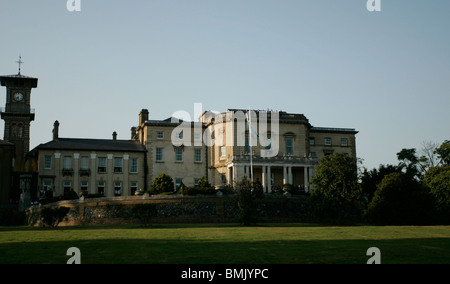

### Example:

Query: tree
xmin=234 ymin=176 xmax=264 ymax=226
xmin=423 ymin=166 xmax=450 ymax=223
xmin=435 ymin=140 xmax=450 ymax=166
xmin=364 ymin=172 xmax=434 ymax=225
xmin=360 ymin=164 xmax=401 ymax=204
xmin=397 ymin=148 xmax=421 ymax=179
xmin=310 ymin=153 xmax=361 ymax=223
xmin=150 ymin=173 xmax=175 ymax=194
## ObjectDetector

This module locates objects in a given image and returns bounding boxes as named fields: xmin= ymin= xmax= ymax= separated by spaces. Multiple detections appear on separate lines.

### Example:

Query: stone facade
xmin=32 ymin=108 xmax=358 ymax=200
xmin=34 ymin=122 xmax=147 ymax=199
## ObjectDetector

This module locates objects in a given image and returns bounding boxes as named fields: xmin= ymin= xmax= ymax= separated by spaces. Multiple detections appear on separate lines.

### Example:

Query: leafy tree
xmin=360 ymin=164 xmax=401 ymax=203
xmin=435 ymin=140 xmax=450 ymax=166
xmin=234 ymin=176 xmax=264 ymax=226
xmin=150 ymin=173 xmax=175 ymax=194
xmin=423 ymin=166 xmax=450 ymax=223
xmin=397 ymin=148 xmax=421 ymax=179
xmin=365 ymin=172 xmax=434 ymax=225
xmin=310 ymin=153 xmax=361 ymax=223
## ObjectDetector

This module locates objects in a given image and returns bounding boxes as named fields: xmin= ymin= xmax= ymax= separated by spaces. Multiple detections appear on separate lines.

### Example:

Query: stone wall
xmin=26 ymin=194 xmax=314 ymax=226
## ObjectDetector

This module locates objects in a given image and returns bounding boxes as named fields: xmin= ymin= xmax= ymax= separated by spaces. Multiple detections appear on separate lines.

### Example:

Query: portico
xmin=227 ymin=155 xmax=318 ymax=192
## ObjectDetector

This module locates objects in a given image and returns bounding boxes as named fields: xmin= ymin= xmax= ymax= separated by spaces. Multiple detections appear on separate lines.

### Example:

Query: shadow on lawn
xmin=1 ymin=237 xmax=449 ymax=264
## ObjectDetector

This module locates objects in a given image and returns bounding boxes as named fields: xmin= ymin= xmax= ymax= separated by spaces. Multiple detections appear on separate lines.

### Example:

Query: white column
xmin=262 ymin=166 xmax=267 ymax=192
xmin=288 ymin=166 xmax=293 ymax=185
xmin=283 ymin=166 xmax=287 ymax=185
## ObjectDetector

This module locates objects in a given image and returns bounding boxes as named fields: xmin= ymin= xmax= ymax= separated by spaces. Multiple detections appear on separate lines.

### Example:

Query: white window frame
xmin=194 ymin=149 xmax=202 ymax=163
xmin=175 ymin=148 xmax=183 ymax=162
xmin=156 ymin=148 xmax=164 ymax=162
xmin=44 ymin=155 xmax=52 ymax=170
xmin=130 ymin=158 xmax=138 ymax=173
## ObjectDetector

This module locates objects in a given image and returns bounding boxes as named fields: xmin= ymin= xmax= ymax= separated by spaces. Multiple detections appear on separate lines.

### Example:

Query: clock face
xmin=14 ymin=93 xmax=23 ymax=102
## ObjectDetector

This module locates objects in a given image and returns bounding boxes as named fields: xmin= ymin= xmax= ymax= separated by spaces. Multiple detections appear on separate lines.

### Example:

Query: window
xmin=156 ymin=148 xmax=163 ymax=162
xmin=114 ymin=182 xmax=122 ymax=196
xmin=194 ymin=178 xmax=200 ymax=186
xmin=43 ymin=181 xmax=52 ymax=191
xmin=175 ymin=179 xmax=183 ymax=190
xmin=194 ymin=149 xmax=202 ymax=163
xmin=175 ymin=148 xmax=183 ymax=162
xmin=81 ymin=181 xmax=88 ymax=194
xmin=285 ymin=138 xmax=294 ymax=156
xmin=63 ymin=181 xmax=71 ymax=193
xmin=98 ymin=157 xmax=107 ymax=173
xmin=130 ymin=182 xmax=138 ymax=196
xmin=309 ymin=138 xmax=315 ymax=146
xmin=44 ymin=156 xmax=52 ymax=170
xmin=220 ymin=146 xmax=226 ymax=158
xmin=130 ymin=158 xmax=138 ymax=173
xmin=341 ymin=138 xmax=348 ymax=147
xmin=114 ymin=158 xmax=123 ymax=173
xmin=194 ymin=132 xmax=202 ymax=142
xmin=156 ymin=131 xmax=164 ymax=139
xmin=310 ymin=152 xmax=317 ymax=158
xmin=325 ymin=138 xmax=332 ymax=146
xmin=63 ymin=157 xmax=72 ymax=170
xmin=81 ymin=157 xmax=89 ymax=170
xmin=98 ymin=182 xmax=105 ymax=196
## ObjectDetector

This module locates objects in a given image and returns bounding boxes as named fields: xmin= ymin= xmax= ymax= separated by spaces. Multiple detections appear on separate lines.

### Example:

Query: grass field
xmin=0 ymin=224 xmax=449 ymax=264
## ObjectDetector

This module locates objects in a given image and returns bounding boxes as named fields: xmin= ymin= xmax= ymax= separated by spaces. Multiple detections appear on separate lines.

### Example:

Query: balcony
xmin=229 ymin=154 xmax=319 ymax=166
xmin=62 ymin=168 xmax=74 ymax=176
xmin=79 ymin=168 xmax=91 ymax=177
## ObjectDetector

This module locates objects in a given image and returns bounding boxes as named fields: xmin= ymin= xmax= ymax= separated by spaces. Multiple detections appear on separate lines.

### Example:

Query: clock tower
xmin=0 ymin=59 xmax=38 ymax=171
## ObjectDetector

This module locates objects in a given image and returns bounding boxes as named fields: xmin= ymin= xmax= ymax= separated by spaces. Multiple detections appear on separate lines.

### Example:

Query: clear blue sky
xmin=1 ymin=0 xmax=449 ymax=170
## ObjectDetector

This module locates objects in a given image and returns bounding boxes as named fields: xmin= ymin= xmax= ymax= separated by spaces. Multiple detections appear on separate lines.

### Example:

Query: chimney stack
xmin=131 ymin=127 xmax=137 ymax=139
xmin=113 ymin=131 xmax=117 ymax=141
xmin=53 ymin=121 xmax=60 ymax=140
xmin=139 ymin=109 xmax=149 ymax=126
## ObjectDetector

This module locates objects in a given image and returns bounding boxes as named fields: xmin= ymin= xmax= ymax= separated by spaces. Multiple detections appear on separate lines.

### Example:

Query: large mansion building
xmin=0 ymin=70 xmax=358 ymax=202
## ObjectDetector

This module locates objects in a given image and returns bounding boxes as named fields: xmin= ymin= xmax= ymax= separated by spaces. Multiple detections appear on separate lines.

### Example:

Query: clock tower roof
xmin=0 ymin=74 xmax=38 ymax=88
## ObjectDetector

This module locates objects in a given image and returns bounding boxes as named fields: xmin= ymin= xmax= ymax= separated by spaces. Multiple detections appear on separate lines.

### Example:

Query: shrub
xmin=234 ymin=177 xmax=264 ymax=226
xmin=423 ymin=166 xmax=450 ymax=223
xmin=131 ymin=204 xmax=158 ymax=227
xmin=364 ymin=172 xmax=434 ymax=225
xmin=41 ymin=207 xmax=70 ymax=227
xmin=150 ymin=173 xmax=175 ymax=194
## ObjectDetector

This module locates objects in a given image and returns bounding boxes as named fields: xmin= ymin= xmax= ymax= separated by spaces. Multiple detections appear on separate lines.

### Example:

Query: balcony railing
xmin=229 ymin=154 xmax=319 ymax=165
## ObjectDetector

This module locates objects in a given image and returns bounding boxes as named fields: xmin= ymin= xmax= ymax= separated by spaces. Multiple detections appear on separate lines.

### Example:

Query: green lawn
xmin=0 ymin=224 xmax=449 ymax=264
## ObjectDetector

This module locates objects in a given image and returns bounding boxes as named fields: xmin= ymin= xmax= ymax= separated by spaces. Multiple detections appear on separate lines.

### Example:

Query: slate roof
xmin=35 ymin=138 xmax=147 ymax=152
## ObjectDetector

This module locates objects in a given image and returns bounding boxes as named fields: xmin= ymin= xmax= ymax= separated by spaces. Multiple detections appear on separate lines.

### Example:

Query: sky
xmin=0 ymin=0 xmax=449 ymax=171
